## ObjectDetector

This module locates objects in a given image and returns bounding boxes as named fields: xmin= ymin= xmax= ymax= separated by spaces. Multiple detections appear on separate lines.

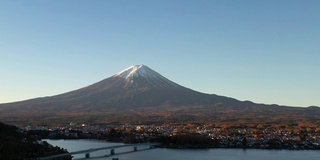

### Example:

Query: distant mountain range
xmin=0 ymin=65 xmax=319 ymax=125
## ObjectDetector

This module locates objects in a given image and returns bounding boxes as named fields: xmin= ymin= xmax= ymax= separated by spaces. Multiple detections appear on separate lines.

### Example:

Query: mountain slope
xmin=0 ymin=65 xmax=239 ymax=110
xmin=0 ymin=65 xmax=319 ymax=125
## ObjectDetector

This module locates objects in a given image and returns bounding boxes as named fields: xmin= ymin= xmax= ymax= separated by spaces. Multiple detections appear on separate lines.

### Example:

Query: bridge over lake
xmin=38 ymin=143 xmax=159 ymax=160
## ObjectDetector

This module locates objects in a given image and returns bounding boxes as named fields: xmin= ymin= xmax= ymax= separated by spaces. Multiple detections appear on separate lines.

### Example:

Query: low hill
xmin=0 ymin=122 xmax=69 ymax=160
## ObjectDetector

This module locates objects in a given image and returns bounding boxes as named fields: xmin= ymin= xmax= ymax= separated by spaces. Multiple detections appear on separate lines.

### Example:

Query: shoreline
xmin=44 ymin=138 xmax=320 ymax=150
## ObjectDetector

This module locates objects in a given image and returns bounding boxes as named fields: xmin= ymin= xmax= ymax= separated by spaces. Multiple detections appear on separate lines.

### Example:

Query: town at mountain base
xmin=0 ymin=65 xmax=319 ymax=125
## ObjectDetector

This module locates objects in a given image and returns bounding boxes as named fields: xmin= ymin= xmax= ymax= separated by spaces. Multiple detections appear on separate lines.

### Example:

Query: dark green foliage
xmin=0 ymin=122 xmax=69 ymax=160
xmin=160 ymin=135 xmax=219 ymax=148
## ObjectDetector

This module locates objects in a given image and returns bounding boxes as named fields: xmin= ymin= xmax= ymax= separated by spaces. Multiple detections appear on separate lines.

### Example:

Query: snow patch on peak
xmin=113 ymin=64 xmax=179 ymax=88
xmin=115 ymin=64 xmax=150 ymax=79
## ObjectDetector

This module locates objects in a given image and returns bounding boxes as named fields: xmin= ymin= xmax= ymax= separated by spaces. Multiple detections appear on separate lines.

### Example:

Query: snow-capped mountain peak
xmin=115 ymin=65 xmax=152 ymax=79
xmin=113 ymin=65 xmax=178 ymax=88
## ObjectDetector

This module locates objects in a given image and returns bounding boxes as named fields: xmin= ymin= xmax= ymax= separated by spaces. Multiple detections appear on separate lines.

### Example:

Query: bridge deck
xmin=74 ymin=147 xmax=155 ymax=160
xmin=38 ymin=143 xmax=159 ymax=160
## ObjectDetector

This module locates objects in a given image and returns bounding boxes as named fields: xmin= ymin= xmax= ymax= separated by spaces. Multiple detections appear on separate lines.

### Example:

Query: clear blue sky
xmin=1 ymin=0 xmax=319 ymax=107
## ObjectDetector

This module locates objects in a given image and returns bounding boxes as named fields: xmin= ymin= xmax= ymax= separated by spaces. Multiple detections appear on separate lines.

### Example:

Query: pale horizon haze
xmin=1 ymin=0 xmax=319 ymax=107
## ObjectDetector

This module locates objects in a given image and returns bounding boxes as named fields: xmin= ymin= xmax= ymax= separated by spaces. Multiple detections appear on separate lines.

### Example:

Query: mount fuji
xmin=23 ymin=64 xmax=238 ymax=109
xmin=0 ymin=65 xmax=319 ymax=125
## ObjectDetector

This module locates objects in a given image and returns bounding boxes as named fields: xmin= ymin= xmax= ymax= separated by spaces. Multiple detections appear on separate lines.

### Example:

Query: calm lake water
xmin=45 ymin=139 xmax=320 ymax=160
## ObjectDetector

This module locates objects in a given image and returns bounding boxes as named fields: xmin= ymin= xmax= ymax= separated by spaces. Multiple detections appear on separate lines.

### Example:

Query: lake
xmin=45 ymin=139 xmax=320 ymax=160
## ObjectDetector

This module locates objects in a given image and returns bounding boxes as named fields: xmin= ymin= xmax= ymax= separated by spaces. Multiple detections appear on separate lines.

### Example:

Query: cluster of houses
xmin=24 ymin=122 xmax=320 ymax=149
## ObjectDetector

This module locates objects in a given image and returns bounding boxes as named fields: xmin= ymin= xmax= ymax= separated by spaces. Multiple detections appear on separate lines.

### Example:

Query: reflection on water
xmin=45 ymin=139 xmax=320 ymax=160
